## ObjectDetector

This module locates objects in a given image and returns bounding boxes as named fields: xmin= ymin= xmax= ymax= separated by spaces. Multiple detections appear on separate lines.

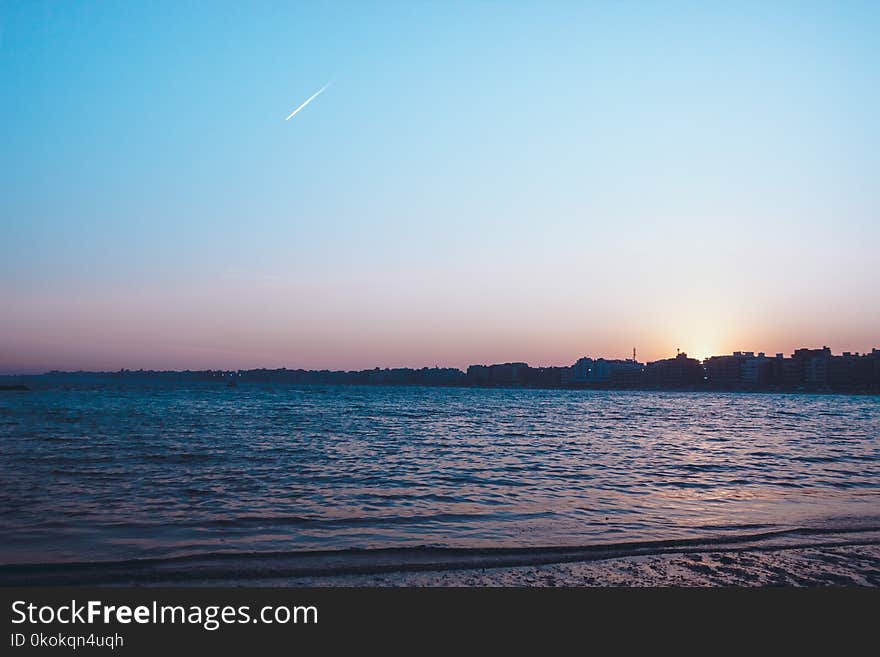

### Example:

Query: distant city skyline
xmin=5 ymin=343 xmax=879 ymax=377
xmin=2 ymin=2 xmax=878 ymax=374
xmin=15 ymin=345 xmax=877 ymax=394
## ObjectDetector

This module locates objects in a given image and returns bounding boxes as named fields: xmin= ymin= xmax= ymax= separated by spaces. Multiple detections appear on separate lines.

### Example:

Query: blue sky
xmin=2 ymin=1 xmax=878 ymax=372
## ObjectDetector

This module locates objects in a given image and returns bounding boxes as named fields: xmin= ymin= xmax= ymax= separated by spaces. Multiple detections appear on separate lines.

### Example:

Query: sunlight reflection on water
xmin=1 ymin=382 xmax=878 ymax=564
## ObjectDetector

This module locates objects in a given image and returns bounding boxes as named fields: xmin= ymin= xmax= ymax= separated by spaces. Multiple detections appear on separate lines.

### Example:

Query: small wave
xmin=3 ymin=524 xmax=879 ymax=586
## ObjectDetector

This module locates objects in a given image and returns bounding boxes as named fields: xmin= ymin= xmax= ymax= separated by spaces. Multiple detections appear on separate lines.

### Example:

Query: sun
xmin=686 ymin=345 xmax=719 ymax=362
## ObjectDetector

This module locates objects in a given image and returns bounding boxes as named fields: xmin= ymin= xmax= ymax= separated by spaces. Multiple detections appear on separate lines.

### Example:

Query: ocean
xmin=1 ymin=380 xmax=878 ymax=584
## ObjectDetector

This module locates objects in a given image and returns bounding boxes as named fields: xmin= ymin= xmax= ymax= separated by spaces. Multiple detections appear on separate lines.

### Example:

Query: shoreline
xmin=4 ymin=527 xmax=879 ymax=587
xmin=2 ymin=374 xmax=879 ymax=396
xmin=228 ymin=541 xmax=880 ymax=587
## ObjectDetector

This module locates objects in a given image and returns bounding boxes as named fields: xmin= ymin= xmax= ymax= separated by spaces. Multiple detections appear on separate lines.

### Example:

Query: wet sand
xmin=266 ymin=541 xmax=880 ymax=587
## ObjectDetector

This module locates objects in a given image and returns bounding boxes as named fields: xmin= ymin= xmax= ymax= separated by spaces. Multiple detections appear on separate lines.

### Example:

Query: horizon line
xmin=4 ymin=344 xmax=879 ymax=377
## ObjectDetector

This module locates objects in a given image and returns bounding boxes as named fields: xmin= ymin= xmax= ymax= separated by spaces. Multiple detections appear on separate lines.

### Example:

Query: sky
xmin=1 ymin=1 xmax=879 ymax=373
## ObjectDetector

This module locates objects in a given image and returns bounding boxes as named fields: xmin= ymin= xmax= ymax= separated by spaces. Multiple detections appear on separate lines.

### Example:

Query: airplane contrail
xmin=285 ymin=83 xmax=330 ymax=121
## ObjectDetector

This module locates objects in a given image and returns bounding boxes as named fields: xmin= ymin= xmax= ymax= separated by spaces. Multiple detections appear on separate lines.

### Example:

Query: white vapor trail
xmin=285 ymin=83 xmax=330 ymax=121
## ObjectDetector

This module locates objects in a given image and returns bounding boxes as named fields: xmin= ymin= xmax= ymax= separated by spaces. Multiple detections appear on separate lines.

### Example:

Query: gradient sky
xmin=2 ymin=1 xmax=879 ymax=373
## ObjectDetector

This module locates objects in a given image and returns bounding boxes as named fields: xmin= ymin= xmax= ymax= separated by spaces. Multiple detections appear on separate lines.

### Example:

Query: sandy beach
xmin=259 ymin=541 xmax=880 ymax=587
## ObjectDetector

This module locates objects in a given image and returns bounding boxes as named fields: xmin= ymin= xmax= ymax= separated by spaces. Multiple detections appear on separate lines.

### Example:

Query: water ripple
xmin=1 ymin=382 xmax=878 ymax=565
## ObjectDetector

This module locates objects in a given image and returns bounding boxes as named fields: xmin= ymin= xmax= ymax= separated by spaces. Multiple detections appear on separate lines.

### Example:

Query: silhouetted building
xmin=88 ymin=344 xmax=880 ymax=392
xmin=571 ymin=357 xmax=594 ymax=383
xmin=645 ymin=352 xmax=704 ymax=387
xmin=704 ymin=351 xmax=773 ymax=387
xmin=571 ymin=357 xmax=643 ymax=385
xmin=780 ymin=356 xmax=804 ymax=386
xmin=466 ymin=365 xmax=490 ymax=385
xmin=704 ymin=352 xmax=751 ymax=387
xmin=525 ymin=366 xmax=571 ymax=387
xmin=466 ymin=362 xmax=529 ymax=386
xmin=790 ymin=346 xmax=832 ymax=386
xmin=828 ymin=351 xmax=880 ymax=388
xmin=366 ymin=367 xmax=465 ymax=385
xmin=741 ymin=352 xmax=773 ymax=385
xmin=829 ymin=353 xmax=859 ymax=387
